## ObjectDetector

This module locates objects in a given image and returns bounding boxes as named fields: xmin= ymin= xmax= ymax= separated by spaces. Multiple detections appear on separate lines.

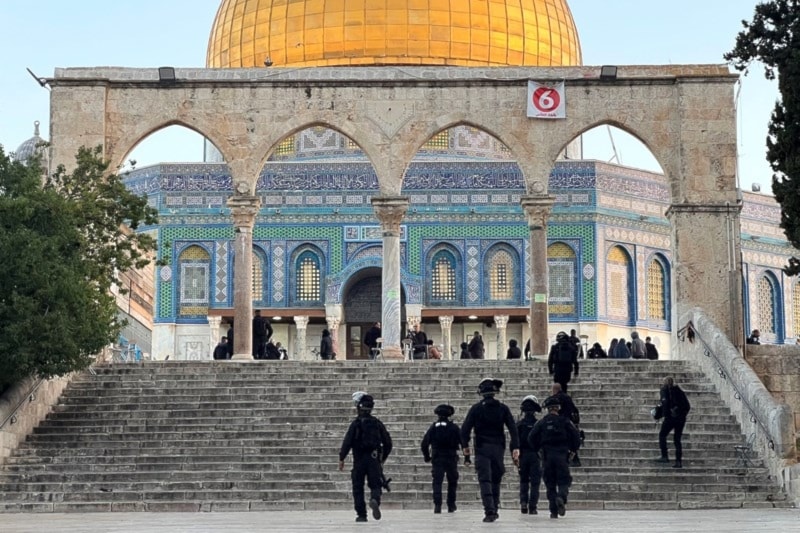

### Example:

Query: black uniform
xmin=339 ymin=413 xmax=393 ymax=520
xmin=421 ymin=417 xmax=462 ymax=512
xmin=252 ymin=314 xmax=273 ymax=359
xmin=548 ymin=338 xmax=579 ymax=393
xmin=529 ymin=411 xmax=581 ymax=518
xmin=516 ymin=412 xmax=542 ymax=513
xmin=460 ymin=396 xmax=519 ymax=519
xmin=550 ymin=391 xmax=582 ymax=466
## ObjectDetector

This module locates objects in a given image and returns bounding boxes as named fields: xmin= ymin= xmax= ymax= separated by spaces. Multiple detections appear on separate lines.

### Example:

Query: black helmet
xmin=478 ymin=378 xmax=503 ymax=396
xmin=434 ymin=404 xmax=455 ymax=418
xmin=520 ymin=395 xmax=541 ymax=412
xmin=556 ymin=331 xmax=568 ymax=342
xmin=543 ymin=396 xmax=561 ymax=409
xmin=357 ymin=394 xmax=375 ymax=411
xmin=352 ymin=391 xmax=367 ymax=407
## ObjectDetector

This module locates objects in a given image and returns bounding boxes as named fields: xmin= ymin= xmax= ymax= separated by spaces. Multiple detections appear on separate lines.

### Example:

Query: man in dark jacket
xmin=461 ymin=378 xmax=520 ymax=523
xmin=506 ymin=339 xmax=522 ymax=359
xmin=420 ymin=404 xmax=464 ymax=514
xmin=529 ymin=396 xmax=581 ymax=519
xmin=468 ymin=331 xmax=485 ymax=359
xmin=339 ymin=394 xmax=393 ymax=522
xmin=252 ymin=310 xmax=273 ymax=359
xmin=364 ymin=322 xmax=382 ymax=359
xmin=212 ymin=337 xmax=228 ymax=360
xmin=226 ymin=322 xmax=234 ymax=359
xmin=548 ymin=332 xmax=579 ymax=393
xmin=410 ymin=323 xmax=428 ymax=359
xmin=645 ymin=336 xmax=659 ymax=360
xmin=654 ymin=377 xmax=691 ymax=468
xmin=549 ymin=383 xmax=583 ymax=467
xmin=516 ymin=395 xmax=542 ymax=514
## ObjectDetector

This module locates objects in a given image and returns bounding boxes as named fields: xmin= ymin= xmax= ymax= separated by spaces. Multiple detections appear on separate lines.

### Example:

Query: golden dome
xmin=207 ymin=0 xmax=582 ymax=68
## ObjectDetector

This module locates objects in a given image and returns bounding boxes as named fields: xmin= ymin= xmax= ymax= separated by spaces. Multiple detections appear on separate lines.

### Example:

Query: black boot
xmin=434 ymin=504 xmax=441 ymax=514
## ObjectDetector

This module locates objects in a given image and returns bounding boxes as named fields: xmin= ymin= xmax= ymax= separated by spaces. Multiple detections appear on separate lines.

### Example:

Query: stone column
xmin=439 ymin=315 xmax=454 ymax=360
xmin=521 ymin=195 xmax=554 ymax=357
xmin=494 ymin=315 xmax=509 ymax=360
xmin=326 ymin=312 xmax=342 ymax=360
xmin=207 ymin=315 xmax=222 ymax=359
xmin=667 ymin=202 xmax=744 ymax=345
xmin=526 ymin=314 xmax=532 ymax=359
xmin=228 ymin=195 xmax=261 ymax=360
xmin=294 ymin=316 xmax=309 ymax=361
xmin=371 ymin=196 xmax=410 ymax=361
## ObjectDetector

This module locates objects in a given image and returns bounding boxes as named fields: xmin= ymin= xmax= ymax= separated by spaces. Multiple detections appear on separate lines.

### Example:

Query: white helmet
xmin=352 ymin=391 xmax=367 ymax=407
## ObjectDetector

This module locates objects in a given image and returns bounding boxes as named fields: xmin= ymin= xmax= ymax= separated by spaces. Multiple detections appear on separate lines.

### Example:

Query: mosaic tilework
xmin=548 ymin=223 xmax=596 ymax=318
xmin=466 ymin=241 xmax=480 ymax=305
xmin=271 ymin=241 xmax=285 ymax=305
xmin=215 ymin=241 xmax=228 ymax=303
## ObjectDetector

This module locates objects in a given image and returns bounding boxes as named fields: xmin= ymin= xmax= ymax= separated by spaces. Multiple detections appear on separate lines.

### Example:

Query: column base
xmin=380 ymin=346 xmax=405 ymax=361
xmin=231 ymin=353 xmax=254 ymax=361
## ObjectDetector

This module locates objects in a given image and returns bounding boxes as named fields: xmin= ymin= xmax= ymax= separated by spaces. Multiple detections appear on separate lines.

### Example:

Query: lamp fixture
xmin=158 ymin=66 xmax=176 ymax=84
xmin=468 ymin=315 xmax=478 ymax=320
xmin=599 ymin=65 xmax=618 ymax=81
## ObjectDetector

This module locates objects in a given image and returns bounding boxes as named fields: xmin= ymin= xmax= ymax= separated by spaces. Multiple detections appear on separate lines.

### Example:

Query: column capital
xmin=227 ymin=195 xmax=261 ymax=229
xmin=438 ymin=315 xmax=454 ymax=328
xmin=493 ymin=315 xmax=509 ymax=329
xmin=520 ymin=195 xmax=555 ymax=230
xmin=293 ymin=316 xmax=309 ymax=329
xmin=371 ymin=196 xmax=409 ymax=235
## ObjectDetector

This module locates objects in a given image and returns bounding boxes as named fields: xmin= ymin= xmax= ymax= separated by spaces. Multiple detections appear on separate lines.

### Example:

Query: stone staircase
xmin=0 ymin=360 xmax=789 ymax=512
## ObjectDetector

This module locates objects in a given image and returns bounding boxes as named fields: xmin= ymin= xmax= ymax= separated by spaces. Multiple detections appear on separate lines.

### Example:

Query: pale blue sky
xmin=0 ymin=0 xmax=778 ymax=192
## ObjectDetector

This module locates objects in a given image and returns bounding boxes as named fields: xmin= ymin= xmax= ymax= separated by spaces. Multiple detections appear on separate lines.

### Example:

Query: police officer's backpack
xmin=556 ymin=342 xmax=573 ymax=364
xmin=356 ymin=417 xmax=383 ymax=453
xmin=541 ymin=415 xmax=568 ymax=446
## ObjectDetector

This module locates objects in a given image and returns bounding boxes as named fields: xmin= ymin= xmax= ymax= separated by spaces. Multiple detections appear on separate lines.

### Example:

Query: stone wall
xmin=744 ymin=345 xmax=800 ymax=451
xmin=0 ymin=375 xmax=73 ymax=466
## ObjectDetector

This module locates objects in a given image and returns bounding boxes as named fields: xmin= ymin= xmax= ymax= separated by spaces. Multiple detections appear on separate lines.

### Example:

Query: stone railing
xmin=745 ymin=344 xmax=800 ymax=442
xmin=676 ymin=308 xmax=798 ymax=504
xmin=0 ymin=375 xmax=73 ymax=466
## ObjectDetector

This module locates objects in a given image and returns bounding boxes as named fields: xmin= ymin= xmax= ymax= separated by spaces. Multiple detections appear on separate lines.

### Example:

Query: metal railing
xmin=0 ymin=378 xmax=45 ymax=430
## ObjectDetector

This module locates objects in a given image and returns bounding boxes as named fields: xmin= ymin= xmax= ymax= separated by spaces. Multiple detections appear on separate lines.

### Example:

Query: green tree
xmin=725 ymin=0 xmax=800 ymax=275
xmin=0 ymin=146 xmax=157 ymax=393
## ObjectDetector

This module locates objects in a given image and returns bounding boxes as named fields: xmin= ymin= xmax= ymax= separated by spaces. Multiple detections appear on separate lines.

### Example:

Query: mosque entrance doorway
xmin=343 ymin=268 xmax=406 ymax=360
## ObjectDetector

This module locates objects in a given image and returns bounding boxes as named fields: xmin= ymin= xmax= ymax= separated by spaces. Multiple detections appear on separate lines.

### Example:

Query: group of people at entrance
xmin=338 ymin=331 xmax=691 ymax=523
xmin=338 ymin=378 xmax=582 ymax=523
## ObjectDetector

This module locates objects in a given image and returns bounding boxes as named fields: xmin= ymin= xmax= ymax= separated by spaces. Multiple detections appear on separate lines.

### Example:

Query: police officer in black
xmin=516 ymin=395 xmax=543 ymax=515
xmin=461 ymin=378 xmax=520 ymax=523
xmin=339 ymin=394 xmax=393 ymax=522
xmin=420 ymin=404 xmax=464 ymax=514
xmin=529 ymin=396 xmax=581 ymax=519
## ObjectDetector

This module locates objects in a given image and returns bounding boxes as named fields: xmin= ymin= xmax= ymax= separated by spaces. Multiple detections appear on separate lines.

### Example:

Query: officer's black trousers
xmin=542 ymin=451 xmax=572 ymax=515
xmin=474 ymin=444 xmax=505 ymax=515
xmin=431 ymin=456 xmax=459 ymax=508
xmin=351 ymin=455 xmax=382 ymax=518
xmin=518 ymin=452 xmax=541 ymax=510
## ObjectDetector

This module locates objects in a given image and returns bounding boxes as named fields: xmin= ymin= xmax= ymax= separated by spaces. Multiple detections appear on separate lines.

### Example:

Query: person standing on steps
xmin=548 ymin=331 xmax=579 ymax=393
xmin=529 ymin=396 xmax=581 ymax=520
xmin=654 ymin=376 xmax=691 ymax=469
xmin=630 ymin=331 xmax=647 ymax=359
xmin=506 ymin=339 xmax=522 ymax=359
xmin=339 ymin=394 xmax=393 ymax=523
xmin=420 ymin=404 xmax=464 ymax=514
xmin=460 ymin=378 xmax=520 ymax=523
xmin=226 ymin=321 xmax=234 ymax=359
xmin=212 ymin=336 xmax=228 ymax=360
xmin=363 ymin=321 xmax=381 ymax=359
xmin=468 ymin=331 xmax=485 ymax=359
xmin=516 ymin=395 xmax=543 ymax=515
xmin=252 ymin=310 xmax=272 ymax=359
xmin=548 ymin=383 xmax=583 ymax=467
xmin=320 ymin=329 xmax=335 ymax=360
xmin=645 ymin=336 xmax=659 ymax=360
xmin=410 ymin=323 xmax=429 ymax=360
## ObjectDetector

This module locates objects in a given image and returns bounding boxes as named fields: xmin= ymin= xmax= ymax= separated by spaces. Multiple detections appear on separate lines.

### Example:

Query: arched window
xmin=178 ymin=245 xmax=210 ymax=316
xmin=486 ymin=245 xmax=517 ymax=303
xmin=296 ymin=250 xmax=321 ymax=303
xmin=430 ymin=249 xmax=457 ymax=303
xmin=606 ymin=246 xmax=631 ymax=321
xmin=548 ymin=242 xmax=577 ymax=315
xmin=252 ymin=250 xmax=265 ymax=303
xmin=757 ymin=275 xmax=777 ymax=336
xmin=646 ymin=258 xmax=667 ymax=321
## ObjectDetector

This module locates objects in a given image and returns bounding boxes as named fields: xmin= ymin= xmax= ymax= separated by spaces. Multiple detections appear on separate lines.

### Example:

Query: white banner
xmin=527 ymin=81 xmax=566 ymax=119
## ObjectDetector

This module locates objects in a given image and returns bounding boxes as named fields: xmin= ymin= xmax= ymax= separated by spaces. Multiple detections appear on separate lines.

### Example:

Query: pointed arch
xmin=606 ymin=245 xmax=634 ymax=323
xmin=252 ymin=248 xmax=267 ymax=305
xmin=646 ymin=254 xmax=670 ymax=322
xmin=548 ymin=241 xmax=578 ymax=316
xmin=290 ymin=244 xmax=325 ymax=306
xmin=484 ymin=243 xmax=521 ymax=304
xmin=113 ymin=120 xmax=228 ymax=171
xmin=426 ymin=244 xmax=462 ymax=306
xmin=178 ymin=245 xmax=211 ymax=317
xmin=756 ymin=271 xmax=782 ymax=341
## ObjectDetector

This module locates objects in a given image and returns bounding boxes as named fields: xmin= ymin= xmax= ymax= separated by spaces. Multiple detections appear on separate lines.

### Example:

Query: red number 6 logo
xmin=532 ymin=87 xmax=560 ymax=113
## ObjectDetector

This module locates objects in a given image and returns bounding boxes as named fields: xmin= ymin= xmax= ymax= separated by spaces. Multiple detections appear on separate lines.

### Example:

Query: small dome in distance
xmin=14 ymin=121 xmax=48 ymax=168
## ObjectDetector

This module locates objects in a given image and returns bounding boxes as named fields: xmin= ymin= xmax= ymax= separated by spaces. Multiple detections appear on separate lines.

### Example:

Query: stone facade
xmin=46 ymin=64 xmax=744 ymax=360
xmin=745 ymin=345 xmax=800 ymax=446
